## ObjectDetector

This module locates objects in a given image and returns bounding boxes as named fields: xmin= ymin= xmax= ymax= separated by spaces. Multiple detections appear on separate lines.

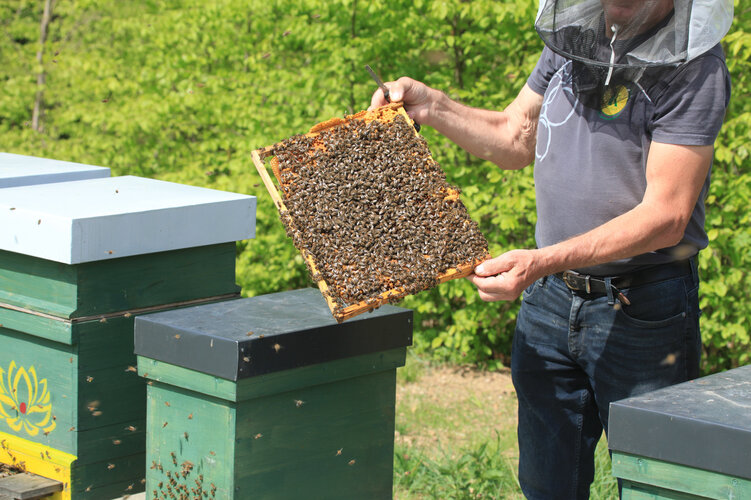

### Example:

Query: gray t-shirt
xmin=527 ymin=44 xmax=731 ymax=275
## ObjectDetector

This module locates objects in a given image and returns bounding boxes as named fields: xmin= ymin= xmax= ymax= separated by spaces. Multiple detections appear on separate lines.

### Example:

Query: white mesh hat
xmin=535 ymin=0 xmax=733 ymax=92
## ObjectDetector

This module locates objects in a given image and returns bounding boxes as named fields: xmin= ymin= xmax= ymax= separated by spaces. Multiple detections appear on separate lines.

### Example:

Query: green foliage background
xmin=0 ymin=0 xmax=748 ymax=373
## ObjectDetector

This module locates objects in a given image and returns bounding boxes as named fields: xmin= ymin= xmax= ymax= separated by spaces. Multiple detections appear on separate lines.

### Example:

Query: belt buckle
xmin=562 ymin=271 xmax=591 ymax=293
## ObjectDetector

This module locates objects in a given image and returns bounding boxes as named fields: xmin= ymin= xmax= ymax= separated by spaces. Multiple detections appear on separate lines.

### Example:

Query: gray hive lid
xmin=134 ymin=288 xmax=413 ymax=381
xmin=608 ymin=364 xmax=751 ymax=479
xmin=0 ymin=152 xmax=110 ymax=187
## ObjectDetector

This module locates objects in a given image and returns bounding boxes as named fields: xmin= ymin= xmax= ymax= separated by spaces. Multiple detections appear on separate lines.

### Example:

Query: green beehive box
xmin=0 ymin=174 xmax=256 ymax=499
xmin=134 ymin=288 xmax=413 ymax=500
xmin=609 ymin=365 xmax=751 ymax=499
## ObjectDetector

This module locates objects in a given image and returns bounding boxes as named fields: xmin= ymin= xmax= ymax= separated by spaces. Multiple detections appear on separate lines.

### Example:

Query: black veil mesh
xmin=533 ymin=0 xmax=732 ymax=108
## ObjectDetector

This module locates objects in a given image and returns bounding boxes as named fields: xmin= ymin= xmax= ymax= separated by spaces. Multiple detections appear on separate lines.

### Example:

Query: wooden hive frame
xmin=251 ymin=102 xmax=489 ymax=322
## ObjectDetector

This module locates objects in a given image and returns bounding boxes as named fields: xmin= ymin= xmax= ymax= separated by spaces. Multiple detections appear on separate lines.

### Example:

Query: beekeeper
xmin=369 ymin=0 xmax=733 ymax=497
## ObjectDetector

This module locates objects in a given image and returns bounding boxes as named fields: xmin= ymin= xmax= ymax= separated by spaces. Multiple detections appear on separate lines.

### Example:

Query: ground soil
xmin=395 ymin=361 xmax=518 ymax=456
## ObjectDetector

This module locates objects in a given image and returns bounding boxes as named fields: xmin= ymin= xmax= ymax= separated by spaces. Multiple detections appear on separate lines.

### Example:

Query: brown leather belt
xmin=554 ymin=259 xmax=693 ymax=305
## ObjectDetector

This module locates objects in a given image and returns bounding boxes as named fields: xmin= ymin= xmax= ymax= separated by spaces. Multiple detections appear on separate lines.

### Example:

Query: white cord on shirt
xmin=604 ymin=24 xmax=619 ymax=87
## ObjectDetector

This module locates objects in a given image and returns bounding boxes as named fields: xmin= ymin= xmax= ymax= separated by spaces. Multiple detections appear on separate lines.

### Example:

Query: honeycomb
xmin=252 ymin=103 xmax=489 ymax=322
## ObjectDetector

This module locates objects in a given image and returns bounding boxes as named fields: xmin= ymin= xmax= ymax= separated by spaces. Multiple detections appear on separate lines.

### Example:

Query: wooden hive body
xmin=609 ymin=364 xmax=751 ymax=499
xmin=0 ymin=174 xmax=255 ymax=499
xmin=135 ymin=288 xmax=413 ymax=499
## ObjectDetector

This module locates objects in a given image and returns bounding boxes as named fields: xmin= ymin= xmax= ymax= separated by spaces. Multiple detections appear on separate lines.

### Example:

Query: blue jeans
xmin=511 ymin=261 xmax=701 ymax=499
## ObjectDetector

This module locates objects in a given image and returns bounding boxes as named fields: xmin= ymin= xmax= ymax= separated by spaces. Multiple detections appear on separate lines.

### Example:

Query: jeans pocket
xmin=616 ymin=277 xmax=689 ymax=329
xmin=522 ymin=277 xmax=545 ymax=303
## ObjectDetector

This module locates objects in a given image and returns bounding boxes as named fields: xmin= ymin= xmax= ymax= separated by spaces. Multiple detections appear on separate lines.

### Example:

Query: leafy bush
xmin=0 ymin=0 xmax=748 ymax=373
xmin=700 ymin=1 xmax=751 ymax=372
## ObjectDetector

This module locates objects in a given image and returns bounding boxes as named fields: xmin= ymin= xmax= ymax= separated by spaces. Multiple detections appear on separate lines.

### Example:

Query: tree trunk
xmin=32 ymin=0 xmax=53 ymax=133
xmin=347 ymin=0 xmax=358 ymax=115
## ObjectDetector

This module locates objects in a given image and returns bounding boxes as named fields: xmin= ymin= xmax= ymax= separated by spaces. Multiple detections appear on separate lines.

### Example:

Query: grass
xmin=393 ymin=352 xmax=619 ymax=499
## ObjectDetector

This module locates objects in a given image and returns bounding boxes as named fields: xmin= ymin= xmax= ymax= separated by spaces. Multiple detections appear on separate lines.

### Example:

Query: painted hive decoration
xmin=252 ymin=103 xmax=490 ymax=322
xmin=0 ymin=173 xmax=256 ymax=499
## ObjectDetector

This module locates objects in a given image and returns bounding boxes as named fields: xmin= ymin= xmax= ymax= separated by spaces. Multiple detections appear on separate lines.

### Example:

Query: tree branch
xmin=32 ymin=0 xmax=53 ymax=133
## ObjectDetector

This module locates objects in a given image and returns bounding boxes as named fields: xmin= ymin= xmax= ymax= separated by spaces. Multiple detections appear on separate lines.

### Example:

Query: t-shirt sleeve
xmin=650 ymin=45 xmax=731 ymax=146
xmin=527 ymin=46 xmax=563 ymax=96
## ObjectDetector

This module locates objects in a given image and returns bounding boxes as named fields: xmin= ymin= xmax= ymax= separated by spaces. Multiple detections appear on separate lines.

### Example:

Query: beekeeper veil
xmin=535 ymin=0 xmax=734 ymax=105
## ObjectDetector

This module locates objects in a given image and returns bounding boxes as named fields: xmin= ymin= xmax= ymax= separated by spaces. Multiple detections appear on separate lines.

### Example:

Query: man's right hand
xmin=368 ymin=76 xmax=435 ymax=128
xmin=370 ymin=79 xmax=542 ymax=171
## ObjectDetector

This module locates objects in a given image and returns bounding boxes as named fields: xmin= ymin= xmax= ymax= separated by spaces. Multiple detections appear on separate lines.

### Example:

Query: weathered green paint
xmin=143 ymin=349 xmax=405 ymax=499
xmin=0 ymin=249 xmax=77 ymax=318
xmin=76 ymin=419 xmax=145 ymax=465
xmin=146 ymin=383 xmax=235 ymax=500
xmin=233 ymin=370 xmax=397 ymax=499
xmin=137 ymin=348 xmax=407 ymax=402
xmin=613 ymin=452 xmax=751 ymax=500
xmin=0 ymin=306 xmax=74 ymax=344
xmin=1 ymin=241 xmax=243 ymax=499
xmin=138 ymin=356 xmax=238 ymax=402
xmin=621 ymin=480 xmax=711 ymax=500
xmin=0 ymin=243 xmax=239 ymax=321
xmin=77 ymin=364 xmax=145 ymax=431
xmin=75 ymin=316 xmax=139 ymax=370
xmin=73 ymin=475 xmax=146 ymax=500
xmin=70 ymin=452 xmax=146 ymax=498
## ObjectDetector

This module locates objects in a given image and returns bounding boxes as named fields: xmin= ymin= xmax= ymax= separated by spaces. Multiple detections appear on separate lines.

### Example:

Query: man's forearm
xmin=533 ymin=200 xmax=688 ymax=278
xmin=533 ymin=142 xmax=713 ymax=278
xmin=424 ymin=85 xmax=542 ymax=170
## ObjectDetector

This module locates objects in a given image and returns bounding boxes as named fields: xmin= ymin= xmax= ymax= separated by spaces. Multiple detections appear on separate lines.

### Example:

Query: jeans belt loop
xmin=604 ymin=277 xmax=614 ymax=305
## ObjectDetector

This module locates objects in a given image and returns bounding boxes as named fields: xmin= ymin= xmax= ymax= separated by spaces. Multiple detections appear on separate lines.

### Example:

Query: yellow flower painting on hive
xmin=0 ymin=361 xmax=56 ymax=436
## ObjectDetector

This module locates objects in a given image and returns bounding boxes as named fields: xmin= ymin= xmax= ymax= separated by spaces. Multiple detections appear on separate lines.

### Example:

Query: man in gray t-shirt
xmin=528 ymin=43 xmax=729 ymax=276
xmin=370 ymin=0 xmax=732 ymax=497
